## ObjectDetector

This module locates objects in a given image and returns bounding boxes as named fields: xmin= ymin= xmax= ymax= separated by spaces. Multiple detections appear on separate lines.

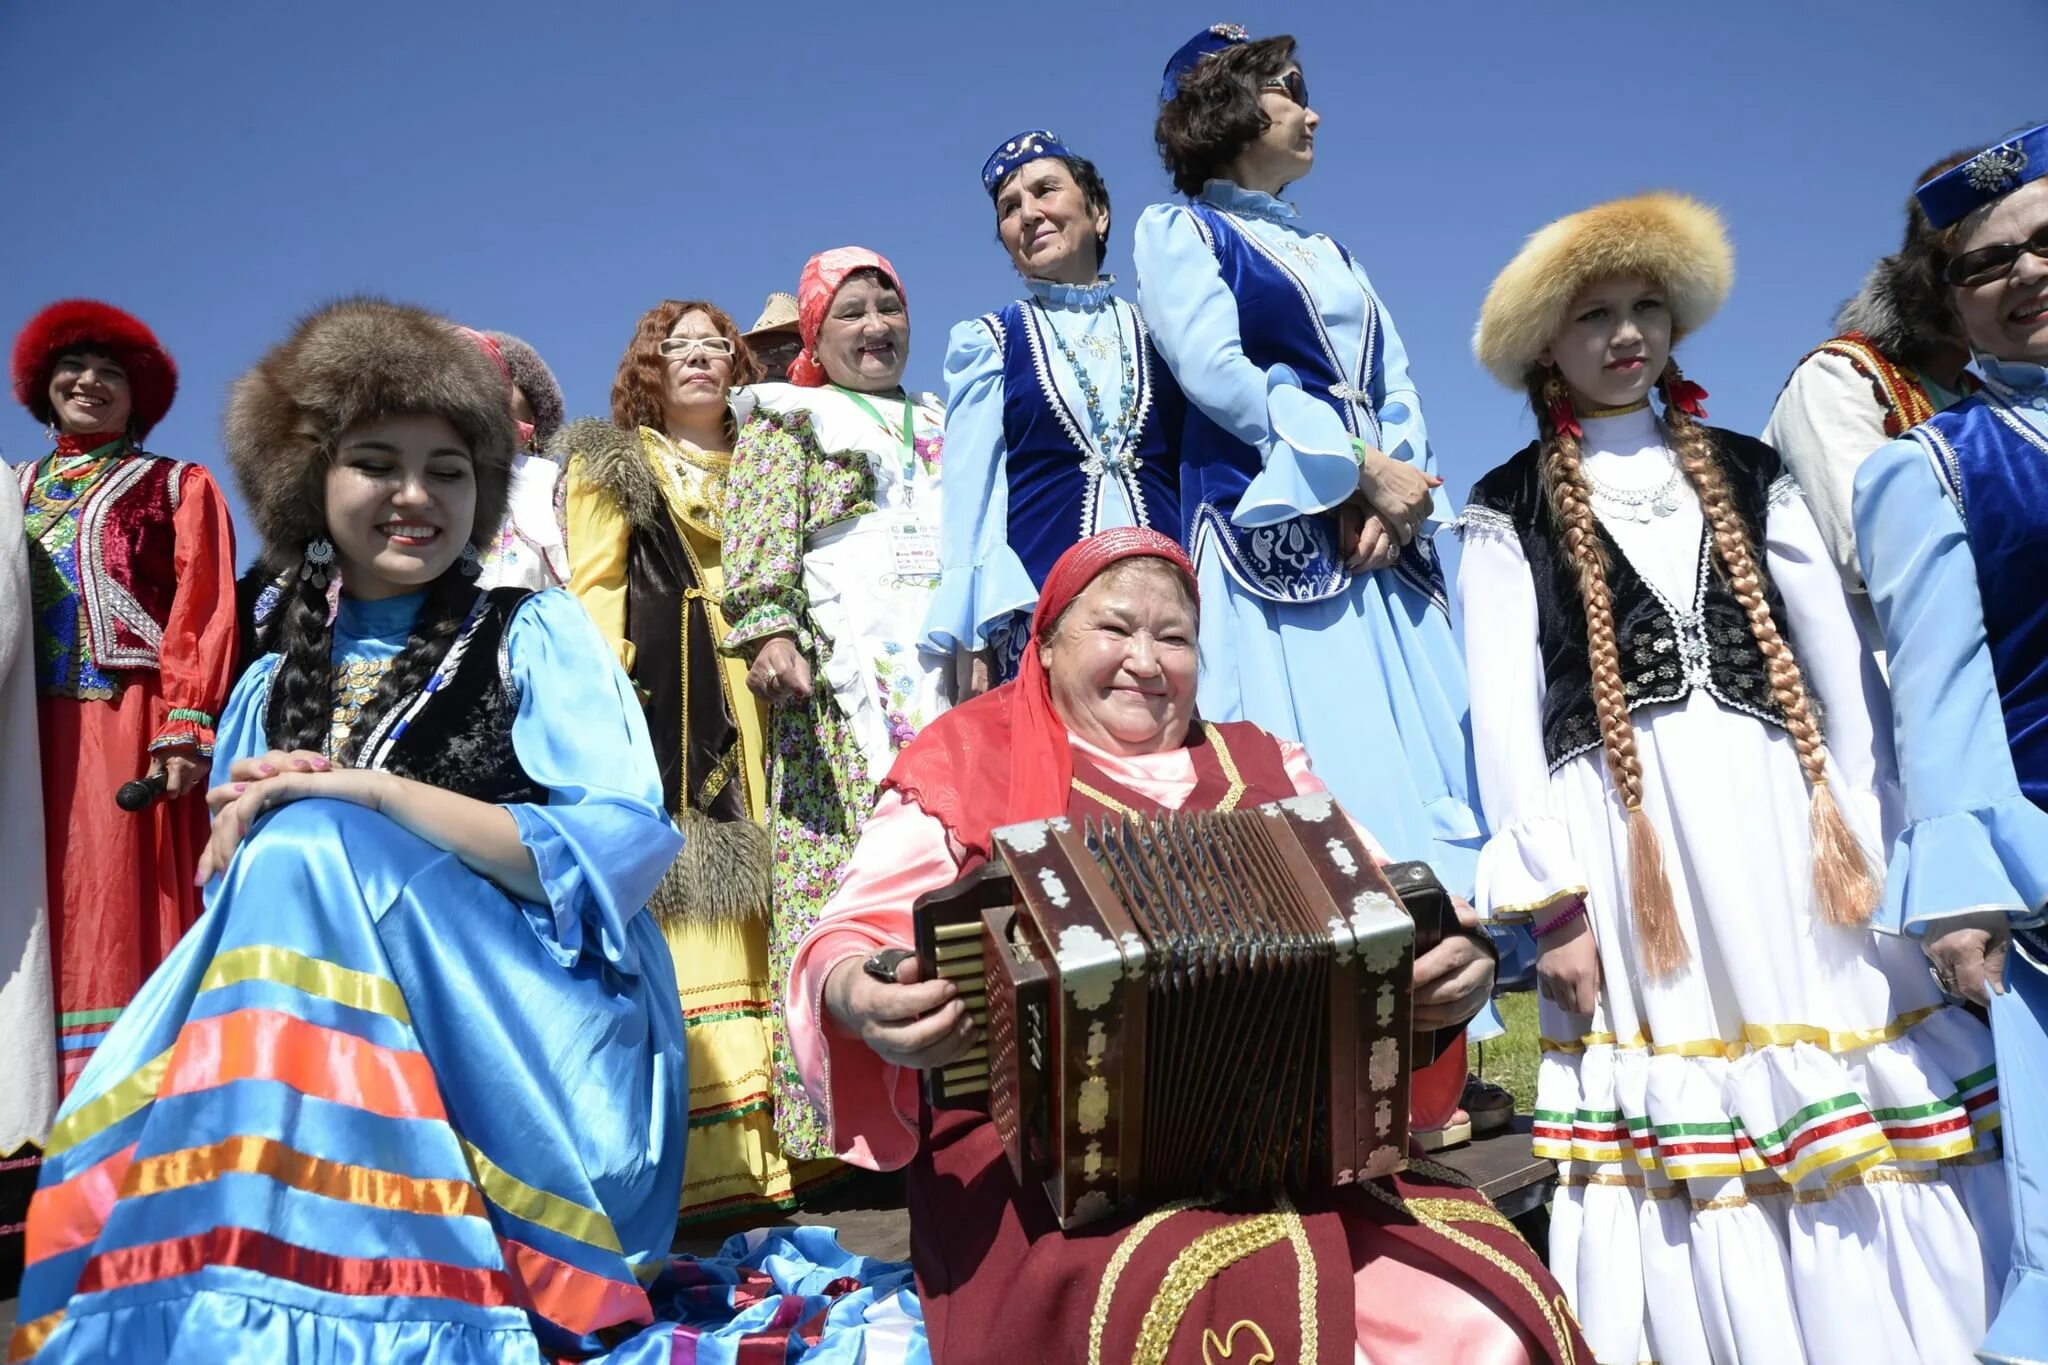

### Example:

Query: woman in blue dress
xmin=1854 ymin=124 xmax=2048 ymax=1362
xmin=925 ymin=130 xmax=1183 ymax=696
xmin=1132 ymin=24 xmax=1482 ymax=900
xmin=10 ymin=298 xmax=693 ymax=1362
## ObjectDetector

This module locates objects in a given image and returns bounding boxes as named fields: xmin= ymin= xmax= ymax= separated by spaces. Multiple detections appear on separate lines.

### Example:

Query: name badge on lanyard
xmin=889 ymin=517 xmax=940 ymax=579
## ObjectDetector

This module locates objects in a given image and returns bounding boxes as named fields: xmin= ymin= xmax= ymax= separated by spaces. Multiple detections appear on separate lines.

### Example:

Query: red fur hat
xmin=11 ymin=299 xmax=179 ymax=438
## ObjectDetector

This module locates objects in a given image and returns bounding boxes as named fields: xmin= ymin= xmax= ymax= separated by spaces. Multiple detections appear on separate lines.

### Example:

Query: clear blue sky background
xmin=4 ymin=0 xmax=2042 ymax=568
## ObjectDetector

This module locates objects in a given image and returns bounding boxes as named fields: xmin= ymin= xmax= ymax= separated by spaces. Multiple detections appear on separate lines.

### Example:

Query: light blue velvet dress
xmin=1133 ymin=179 xmax=1481 ymax=900
xmin=925 ymin=275 xmax=1177 ymax=672
xmin=1855 ymin=355 xmax=2048 ymax=1363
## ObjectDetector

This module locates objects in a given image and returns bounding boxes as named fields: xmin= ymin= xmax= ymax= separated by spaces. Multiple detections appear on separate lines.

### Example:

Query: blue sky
xmin=4 ymin=0 xmax=2041 ymax=566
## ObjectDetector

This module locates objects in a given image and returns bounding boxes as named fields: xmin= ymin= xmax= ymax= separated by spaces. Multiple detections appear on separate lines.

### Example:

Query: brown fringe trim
xmin=649 ymin=809 xmax=772 ymax=928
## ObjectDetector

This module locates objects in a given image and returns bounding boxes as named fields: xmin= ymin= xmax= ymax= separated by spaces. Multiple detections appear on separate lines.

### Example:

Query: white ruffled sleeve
xmin=1457 ymin=508 xmax=1587 ymax=923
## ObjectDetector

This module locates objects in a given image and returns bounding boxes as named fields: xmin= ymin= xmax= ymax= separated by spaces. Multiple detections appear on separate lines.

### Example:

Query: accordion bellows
xmin=915 ymin=794 xmax=1439 ymax=1229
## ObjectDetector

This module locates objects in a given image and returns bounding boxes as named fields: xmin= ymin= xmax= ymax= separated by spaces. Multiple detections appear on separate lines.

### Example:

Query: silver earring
xmin=44 ymin=421 xmax=60 ymax=445
xmin=459 ymin=542 xmax=482 ymax=577
xmin=301 ymin=537 xmax=336 ymax=582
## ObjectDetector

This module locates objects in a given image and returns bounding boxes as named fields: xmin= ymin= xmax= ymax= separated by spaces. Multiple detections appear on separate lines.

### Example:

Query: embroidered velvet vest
xmin=1466 ymin=429 xmax=1797 ymax=770
xmin=1913 ymin=391 xmax=2048 ymax=808
xmin=980 ymin=299 xmax=1183 ymax=589
xmin=1174 ymin=204 xmax=1372 ymax=605
xmin=18 ymin=451 xmax=189 ymax=673
xmin=348 ymin=587 xmax=546 ymax=806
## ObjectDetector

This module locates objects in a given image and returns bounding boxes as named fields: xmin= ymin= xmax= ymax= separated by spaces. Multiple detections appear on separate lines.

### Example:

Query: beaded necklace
xmin=1035 ymin=299 xmax=1140 ymax=465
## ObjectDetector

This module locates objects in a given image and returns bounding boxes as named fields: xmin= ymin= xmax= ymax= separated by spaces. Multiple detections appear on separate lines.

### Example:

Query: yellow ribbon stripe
xmin=1540 ymin=1005 xmax=1941 ymax=1060
xmin=8 ymin=1309 xmax=63 ymax=1362
xmin=199 ymin=945 xmax=412 ymax=1024
xmin=461 ymin=1139 xmax=623 ymax=1255
xmin=44 ymin=1050 xmax=172 ymax=1158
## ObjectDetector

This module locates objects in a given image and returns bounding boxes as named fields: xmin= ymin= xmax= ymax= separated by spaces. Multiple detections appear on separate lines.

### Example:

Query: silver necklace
xmin=1586 ymin=452 xmax=1683 ymax=522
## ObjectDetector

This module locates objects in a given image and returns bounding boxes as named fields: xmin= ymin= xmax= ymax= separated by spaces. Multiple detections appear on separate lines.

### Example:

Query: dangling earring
xmin=1660 ymin=360 xmax=1710 ymax=421
xmin=459 ymin=542 xmax=482 ymax=577
xmin=1542 ymin=371 xmax=1583 ymax=439
xmin=301 ymin=537 xmax=335 ymax=583
xmin=44 ymin=421 xmax=60 ymax=446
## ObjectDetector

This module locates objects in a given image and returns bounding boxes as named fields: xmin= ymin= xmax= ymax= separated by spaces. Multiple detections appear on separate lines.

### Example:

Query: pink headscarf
xmin=455 ymin=325 xmax=534 ymax=448
xmin=786 ymin=246 xmax=906 ymax=388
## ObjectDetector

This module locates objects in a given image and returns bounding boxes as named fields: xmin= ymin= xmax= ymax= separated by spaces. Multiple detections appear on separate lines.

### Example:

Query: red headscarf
xmin=885 ymin=528 xmax=1199 ymax=860
xmin=786 ymin=246 xmax=906 ymax=388
xmin=455 ymin=325 xmax=535 ymax=448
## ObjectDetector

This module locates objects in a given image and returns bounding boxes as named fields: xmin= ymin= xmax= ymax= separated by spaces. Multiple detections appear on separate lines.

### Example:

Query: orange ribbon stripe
xmin=23 ymin=1144 xmax=137 ymax=1266
xmin=162 ymin=1008 xmax=447 ymax=1121
xmin=500 ymin=1236 xmax=654 ymax=1339
xmin=122 ymin=1135 xmax=487 ymax=1221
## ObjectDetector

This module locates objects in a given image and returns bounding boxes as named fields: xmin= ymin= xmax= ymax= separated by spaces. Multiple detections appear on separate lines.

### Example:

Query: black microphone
xmin=115 ymin=770 xmax=170 ymax=812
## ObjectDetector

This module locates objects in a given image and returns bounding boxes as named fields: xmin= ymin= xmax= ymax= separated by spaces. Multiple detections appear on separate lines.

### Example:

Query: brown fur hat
xmin=1474 ymin=192 xmax=1734 ymax=388
xmin=225 ymin=297 xmax=517 ymax=559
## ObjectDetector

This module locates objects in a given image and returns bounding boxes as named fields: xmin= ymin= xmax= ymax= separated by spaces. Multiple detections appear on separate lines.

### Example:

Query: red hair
xmin=609 ymin=300 xmax=763 ymax=435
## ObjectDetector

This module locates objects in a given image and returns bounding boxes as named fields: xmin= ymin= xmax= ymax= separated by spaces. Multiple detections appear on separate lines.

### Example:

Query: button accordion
xmin=912 ymin=793 xmax=1455 ymax=1230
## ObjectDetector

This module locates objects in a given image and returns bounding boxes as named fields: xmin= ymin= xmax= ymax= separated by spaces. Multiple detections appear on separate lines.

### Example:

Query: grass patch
xmin=1469 ymin=991 xmax=1539 ymax=1113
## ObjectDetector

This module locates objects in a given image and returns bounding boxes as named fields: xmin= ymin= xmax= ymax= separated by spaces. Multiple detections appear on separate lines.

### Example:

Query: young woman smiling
xmin=720 ymin=247 xmax=950 ymax=1160
xmin=12 ymin=297 xmax=691 ymax=1363
xmin=1462 ymin=194 xmax=2004 ymax=1365
xmin=925 ymin=129 xmax=1184 ymax=699
xmin=1852 ymin=123 xmax=2048 ymax=1361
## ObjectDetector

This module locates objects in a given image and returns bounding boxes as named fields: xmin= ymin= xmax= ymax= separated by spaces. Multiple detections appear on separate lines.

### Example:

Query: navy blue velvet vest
xmin=1171 ymin=203 xmax=1446 ymax=610
xmin=1913 ymin=391 xmax=2048 ymax=808
xmin=980 ymin=298 xmax=1182 ymax=590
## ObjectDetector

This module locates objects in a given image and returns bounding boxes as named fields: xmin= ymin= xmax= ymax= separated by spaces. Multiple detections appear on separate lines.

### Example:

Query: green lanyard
xmin=834 ymin=386 xmax=917 ymax=482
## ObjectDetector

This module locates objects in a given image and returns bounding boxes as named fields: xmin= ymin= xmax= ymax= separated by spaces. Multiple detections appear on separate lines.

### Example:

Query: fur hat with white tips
xmin=1473 ymin=192 xmax=1734 ymax=389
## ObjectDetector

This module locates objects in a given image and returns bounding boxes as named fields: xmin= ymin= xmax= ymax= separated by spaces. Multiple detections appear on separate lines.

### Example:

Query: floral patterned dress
xmin=722 ymin=382 xmax=946 ymax=1158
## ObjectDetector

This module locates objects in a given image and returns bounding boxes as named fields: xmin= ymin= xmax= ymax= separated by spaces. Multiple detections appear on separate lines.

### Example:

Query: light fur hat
xmin=1473 ymin=191 xmax=1734 ymax=389
xmin=224 ymin=296 xmax=518 ymax=559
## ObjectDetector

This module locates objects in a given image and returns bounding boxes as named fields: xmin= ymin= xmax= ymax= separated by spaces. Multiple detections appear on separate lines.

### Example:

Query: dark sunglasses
xmin=1260 ymin=70 xmax=1309 ymax=108
xmin=1944 ymin=222 xmax=2048 ymax=287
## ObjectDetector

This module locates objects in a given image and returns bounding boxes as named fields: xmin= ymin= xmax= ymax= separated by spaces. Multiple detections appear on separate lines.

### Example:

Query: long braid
xmin=1529 ymin=373 xmax=1687 ymax=976
xmin=264 ymin=555 xmax=339 ymax=755
xmin=332 ymin=569 xmax=477 ymax=767
xmin=1660 ymin=363 xmax=1878 ymax=926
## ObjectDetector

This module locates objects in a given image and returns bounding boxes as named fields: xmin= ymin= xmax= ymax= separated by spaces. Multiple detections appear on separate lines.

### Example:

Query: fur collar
xmin=1832 ymin=251 xmax=1959 ymax=364
xmin=555 ymin=417 xmax=665 ymax=531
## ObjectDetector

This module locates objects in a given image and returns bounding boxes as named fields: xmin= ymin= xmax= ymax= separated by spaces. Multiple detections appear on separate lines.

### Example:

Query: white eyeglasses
xmin=658 ymin=336 xmax=737 ymax=360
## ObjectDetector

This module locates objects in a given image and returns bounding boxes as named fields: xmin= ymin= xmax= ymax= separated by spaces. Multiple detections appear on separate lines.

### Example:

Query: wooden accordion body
xmin=914 ymin=793 xmax=1444 ymax=1230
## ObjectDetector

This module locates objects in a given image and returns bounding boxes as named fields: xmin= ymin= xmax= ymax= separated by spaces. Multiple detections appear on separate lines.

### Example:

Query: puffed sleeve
xmin=564 ymin=453 xmax=636 ymax=676
xmin=1762 ymin=351 xmax=1892 ymax=591
xmin=721 ymin=410 xmax=813 ymax=651
xmin=1457 ymin=510 xmax=1588 ymax=923
xmin=1855 ymin=438 xmax=2048 ymax=935
xmin=210 ymin=653 xmax=279 ymax=772
xmin=1763 ymin=476 xmax=1896 ymax=834
xmin=785 ymin=786 xmax=966 ymax=1170
xmin=149 ymin=464 xmax=239 ymax=756
xmin=503 ymin=588 xmax=683 ymax=973
xmin=1134 ymin=204 xmax=1359 ymax=528
xmin=923 ymin=316 xmax=1038 ymax=655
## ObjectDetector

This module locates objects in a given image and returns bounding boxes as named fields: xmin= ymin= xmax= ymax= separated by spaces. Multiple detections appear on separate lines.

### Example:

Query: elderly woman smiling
xmin=782 ymin=529 xmax=1589 ymax=1365
xmin=925 ymin=130 xmax=1183 ymax=697
xmin=721 ymin=246 xmax=949 ymax=1161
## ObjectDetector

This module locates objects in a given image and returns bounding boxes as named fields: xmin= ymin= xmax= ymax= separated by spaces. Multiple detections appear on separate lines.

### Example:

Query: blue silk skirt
xmin=13 ymin=800 xmax=688 ymax=1363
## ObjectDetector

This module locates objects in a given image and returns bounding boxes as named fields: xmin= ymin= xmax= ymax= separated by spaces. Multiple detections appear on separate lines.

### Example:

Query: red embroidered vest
xmin=19 ymin=452 xmax=188 ymax=672
xmin=1802 ymin=332 xmax=1977 ymax=438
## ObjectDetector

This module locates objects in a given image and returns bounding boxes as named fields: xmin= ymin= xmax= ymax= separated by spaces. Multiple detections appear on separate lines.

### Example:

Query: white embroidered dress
xmin=1458 ymin=406 xmax=2004 ymax=1365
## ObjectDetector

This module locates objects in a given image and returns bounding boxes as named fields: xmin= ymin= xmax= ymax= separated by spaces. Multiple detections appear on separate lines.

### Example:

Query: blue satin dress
xmin=1855 ymin=355 xmax=2048 ymax=1362
xmin=13 ymin=588 xmax=691 ymax=1363
xmin=1133 ymin=180 xmax=1482 ymax=900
